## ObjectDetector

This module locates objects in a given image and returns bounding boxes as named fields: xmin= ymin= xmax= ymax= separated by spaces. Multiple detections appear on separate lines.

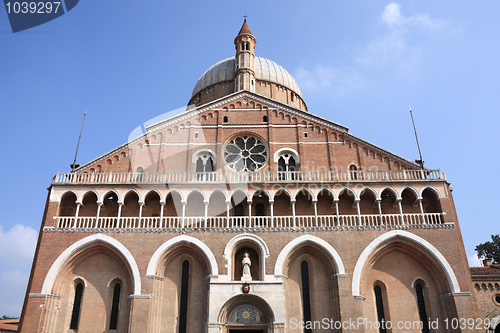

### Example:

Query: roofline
xmin=74 ymin=90 xmax=421 ymax=172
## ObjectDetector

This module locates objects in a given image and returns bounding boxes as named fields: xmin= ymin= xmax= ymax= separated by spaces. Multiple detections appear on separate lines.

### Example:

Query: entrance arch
xmin=219 ymin=295 xmax=274 ymax=333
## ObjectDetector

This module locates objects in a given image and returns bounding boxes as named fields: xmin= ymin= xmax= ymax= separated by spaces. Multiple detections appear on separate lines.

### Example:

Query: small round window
xmin=224 ymin=135 xmax=268 ymax=172
xmin=494 ymin=293 xmax=500 ymax=306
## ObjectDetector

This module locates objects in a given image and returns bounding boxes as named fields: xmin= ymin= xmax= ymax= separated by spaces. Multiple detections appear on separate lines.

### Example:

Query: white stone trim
xmin=41 ymin=234 xmax=142 ymax=295
xmin=223 ymin=233 xmax=270 ymax=280
xmin=146 ymin=235 xmax=218 ymax=276
xmin=274 ymin=235 xmax=345 ymax=276
xmin=273 ymin=147 xmax=300 ymax=164
xmin=351 ymin=230 xmax=461 ymax=297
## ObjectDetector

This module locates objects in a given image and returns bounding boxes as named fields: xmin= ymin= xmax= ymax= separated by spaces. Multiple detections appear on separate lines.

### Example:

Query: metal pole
xmin=409 ymin=107 xmax=424 ymax=169
xmin=71 ymin=110 xmax=87 ymax=171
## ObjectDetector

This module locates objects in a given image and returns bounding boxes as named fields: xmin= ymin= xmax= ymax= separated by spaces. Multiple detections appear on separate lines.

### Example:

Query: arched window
xmin=70 ymin=282 xmax=84 ymax=330
xmin=223 ymin=116 xmax=228 ymax=123
xmin=109 ymin=282 xmax=121 ymax=330
xmin=263 ymin=115 xmax=268 ymax=123
xmin=195 ymin=154 xmax=214 ymax=181
xmin=374 ymin=285 xmax=387 ymax=333
xmin=415 ymin=283 xmax=430 ymax=333
xmin=278 ymin=154 xmax=297 ymax=180
xmin=301 ymin=261 xmax=312 ymax=333
xmin=349 ymin=164 xmax=358 ymax=180
xmin=179 ymin=260 xmax=190 ymax=333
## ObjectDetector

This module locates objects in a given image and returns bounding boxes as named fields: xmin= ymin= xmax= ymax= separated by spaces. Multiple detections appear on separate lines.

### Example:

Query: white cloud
xmin=357 ymin=3 xmax=445 ymax=72
xmin=0 ymin=224 xmax=38 ymax=317
xmin=380 ymin=3 xmax=444 ymax=30
xmin=468 ymin=253 xmax=482 ymax=267
xmin=295 ymin=3 xmax=446 ymax=95
xmin=294 ymin=65 xmax=364 ymax=95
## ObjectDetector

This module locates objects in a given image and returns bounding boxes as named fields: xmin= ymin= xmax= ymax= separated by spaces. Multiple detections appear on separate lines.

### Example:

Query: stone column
xmin=269 ymin=200 xmax=274 ymax=227
xmin=159 ymin=201 xmax=165 ymax=228
xmin=291 ymin=199 xmax=296 ymax=227
xmin=117 ymin=201 xmax=124 ymax=228
xmin=73 ymin=202 xmax=82 ymax=228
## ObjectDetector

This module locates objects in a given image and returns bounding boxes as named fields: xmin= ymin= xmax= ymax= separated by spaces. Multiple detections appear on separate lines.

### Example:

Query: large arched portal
xmin=219 ymin=295 xmax=275 ymax=333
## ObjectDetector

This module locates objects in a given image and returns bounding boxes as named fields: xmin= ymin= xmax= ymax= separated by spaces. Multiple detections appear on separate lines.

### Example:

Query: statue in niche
xmin=241 ymin=252 xmax=252 ymax=281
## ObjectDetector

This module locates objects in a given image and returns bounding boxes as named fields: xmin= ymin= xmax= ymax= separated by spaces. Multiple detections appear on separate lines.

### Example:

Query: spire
xmin=238 ymin=18 xmax=253 ymax=36
xmin=234 ymin=19 xmax=256 ymax=93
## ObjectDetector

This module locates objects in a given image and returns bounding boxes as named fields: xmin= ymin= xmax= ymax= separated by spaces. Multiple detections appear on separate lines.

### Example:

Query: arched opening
xmin=231 ymin=191 xmax=248 ymax=226
xmin=338 ymin=189 xmax=357 ymax=215
xmin=101 ymin=192 xmax=119 ymax=217
xmin=143 ymin=191 xmax=161 ymax=217
xmin=195 ymin=153 xmax=215 ymax=181
xmin=122 ymin=191 xmax=140 ymax=218
xmin=360 ymin=241 xmax=454 ymax=328
xmin=59 ymin=192 xmax=77 ymax=216
xmin=380 ymin=188 xmax=398 ymax=215
xmin=401 ymin=188 xmax=420 ymax=214
xmin=234 ymin=246 xmax=261 ymax=281
xmin=422 ymin=188 xmax=442 ymax=213
xmin=295 ymin=190 xmax=314 ymax=216
xmin=282 ymin=243 xmax=341 ymax=329
xmin=109 ymin=282 xmax=121 ymax=330
xmin=277 ymin=153 xmax=298 ymax=180
xmin=208 ymin=190 xmax=227 ymax=217
xmin=415 ymin=281 xmax=430 ymax=333
xmin=273 ymin=190 xmax=292 ymax=226
xmin=349 ymin=164 xmax=358 ymax=180
xmin=49 ymin=244 xmax=133 ymax=332
xmin=252 ymin=191 xmax=269 ymax=226
xmin=359 ymin=189 xmax=378 ymax=214
xmin=262 ymin=115 xmax=268 ymax=123
xmin=158 ymin=244 xmax=210 ymax=333
xmin=219 ymin=295 xmax=274 ymax=332
xmin=164 ymin=191 xmax=183 ymax=217
xmin=374 ymin=283 xmax=388 ymax=333
xmin=80 ymin=192 xmax=98 ymax=217
xmin=223 ymin=116 xmax=229 ymax=123
xmin=185 ymin=191 xmax=205 ymax=217
xmin=69 ymin=281 xmax=84 ymax=330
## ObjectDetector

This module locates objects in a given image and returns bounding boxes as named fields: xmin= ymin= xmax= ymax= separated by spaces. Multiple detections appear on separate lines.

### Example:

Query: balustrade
xmin=52 ymin=212 xmax=446 ymax=230
xmin=52 ymin=169 xmax=446 ymax=185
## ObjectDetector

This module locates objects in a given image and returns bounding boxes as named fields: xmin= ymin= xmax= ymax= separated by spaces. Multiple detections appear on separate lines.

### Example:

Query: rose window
xmin=224 ymin=135 xmax=268 ymax=172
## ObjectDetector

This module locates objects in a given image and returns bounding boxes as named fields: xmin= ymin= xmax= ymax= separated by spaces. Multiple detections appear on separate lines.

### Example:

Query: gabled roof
xmin=74 ymin=90 xmax=419 ymax=172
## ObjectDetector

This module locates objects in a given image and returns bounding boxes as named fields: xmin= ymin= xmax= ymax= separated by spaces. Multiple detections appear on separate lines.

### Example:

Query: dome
xmin=191 ymin=56 xmax=303 ymax=98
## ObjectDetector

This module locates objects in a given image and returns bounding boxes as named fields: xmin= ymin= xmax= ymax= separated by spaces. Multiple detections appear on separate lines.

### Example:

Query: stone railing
xmin=52 ymin=213 xmax=446 ymax=230
xmin=52 ymin=169 xmax=445 ymax=185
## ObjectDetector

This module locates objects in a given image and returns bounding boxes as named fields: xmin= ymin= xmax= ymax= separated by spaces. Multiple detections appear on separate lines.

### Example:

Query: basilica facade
xmin=19 ymin=21 xmax=500 ymax=332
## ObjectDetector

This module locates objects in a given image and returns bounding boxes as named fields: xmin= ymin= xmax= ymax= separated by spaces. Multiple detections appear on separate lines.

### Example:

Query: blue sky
xmin=1 ymin=0 xmax=499 ymax=317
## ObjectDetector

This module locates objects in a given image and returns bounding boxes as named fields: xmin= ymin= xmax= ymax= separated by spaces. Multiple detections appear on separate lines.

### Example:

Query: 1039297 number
xmin=5 ymin=2 xmax=61 ymax=14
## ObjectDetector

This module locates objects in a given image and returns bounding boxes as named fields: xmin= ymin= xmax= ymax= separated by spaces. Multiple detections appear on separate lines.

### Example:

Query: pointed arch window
xmin=109 ymin=282 xmax=121 ymax=330
xmin=374 ymin=285 xmax=387 ymax=333
xmin=349 ymin=164 xmax=358 ymax=180
xmin=278 ymin=153 xmax=297 ymax=180
xmin=70 ymin=282 xmax=84 ymax=330
xmin=415 ymin=283 xmax=430 ymax=333
xmin=301 ymin=261 xmax=312 ymax=333
xmin=179 ymin=260 xmax=190 ymax=333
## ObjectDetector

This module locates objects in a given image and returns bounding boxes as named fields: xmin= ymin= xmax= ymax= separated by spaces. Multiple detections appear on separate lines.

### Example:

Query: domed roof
xmin=191 ymin=56 xmax=302 ymax=98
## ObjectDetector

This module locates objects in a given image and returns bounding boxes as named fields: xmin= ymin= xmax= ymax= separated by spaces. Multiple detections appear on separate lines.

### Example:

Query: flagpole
xmin=71 ymin=110 xmax=87 ymax=171
xmin=409 ymin=107 xmax=424 ymax=169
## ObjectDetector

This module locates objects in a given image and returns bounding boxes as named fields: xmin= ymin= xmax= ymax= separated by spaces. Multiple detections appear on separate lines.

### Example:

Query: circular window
xmin=224 ymin=135 xmax=268 ymax=172
xmin=495 ymin=293 xmax=500 ymax=306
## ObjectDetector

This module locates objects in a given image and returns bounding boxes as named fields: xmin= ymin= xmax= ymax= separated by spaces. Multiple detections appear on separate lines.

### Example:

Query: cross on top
xmin=243 ymin=15 xmax=248 ymax=22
